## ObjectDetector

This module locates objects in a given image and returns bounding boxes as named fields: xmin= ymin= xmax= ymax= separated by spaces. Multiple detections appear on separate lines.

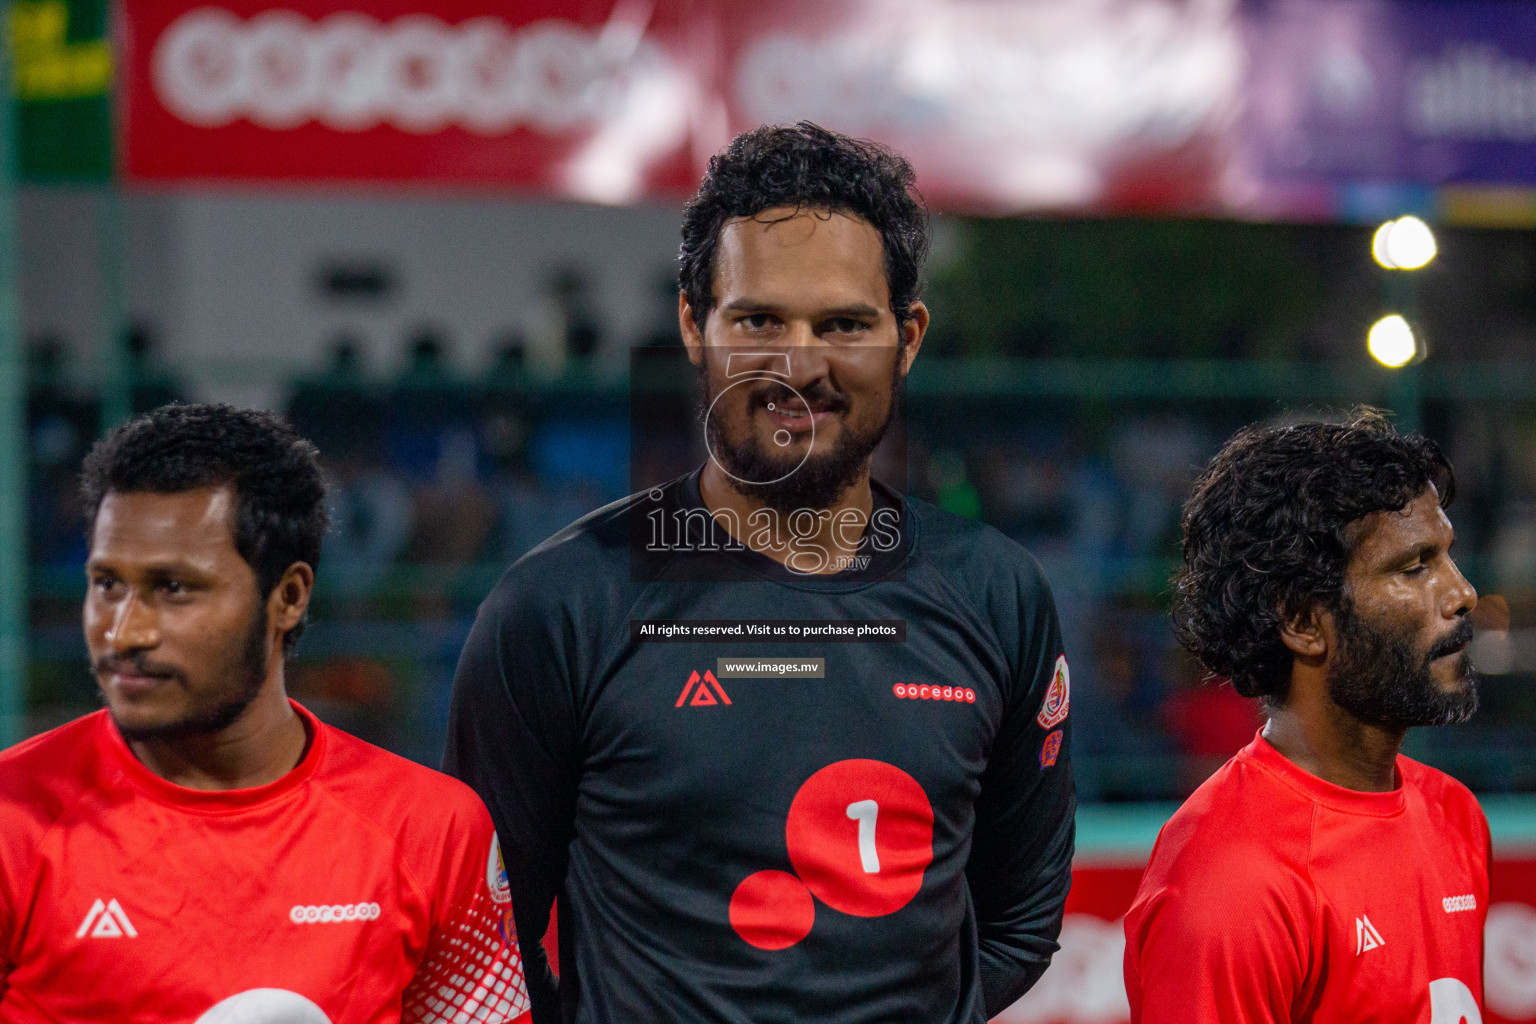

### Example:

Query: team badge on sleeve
xmin=1035 ymin=655 xmax=1070 ymax=729
xmin=487 ymin=835 xmax=511 ymax=904
xmin=1039 ymin=729 xmax=1064 ymax=768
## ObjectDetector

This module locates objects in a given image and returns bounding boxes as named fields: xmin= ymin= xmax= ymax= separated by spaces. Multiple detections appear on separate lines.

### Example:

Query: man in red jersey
xmin=1124 ymin=410 xmax=1487 ymax=1024
xmin=0 ymin=404 xmax=529 ymax=1023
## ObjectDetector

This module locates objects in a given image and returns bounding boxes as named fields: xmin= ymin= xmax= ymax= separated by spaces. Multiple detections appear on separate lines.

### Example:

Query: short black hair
xmin=81 ymin=403 xmax=329 ymax=653
xmin=679 ymin=121 xmax=929 ymax=333
xmin=1172 ymin=409 xmax=1454 ymax=703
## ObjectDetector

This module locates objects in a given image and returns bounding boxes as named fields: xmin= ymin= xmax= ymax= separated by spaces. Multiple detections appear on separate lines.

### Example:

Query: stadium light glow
xmin=1367 ymin=314 xmax=1418 ymax=368
xmin=1371 ymin=215 xmax=1437 ymax=270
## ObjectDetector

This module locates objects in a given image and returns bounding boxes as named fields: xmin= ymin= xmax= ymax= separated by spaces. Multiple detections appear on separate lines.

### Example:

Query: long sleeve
xmin=443 ymin=580 xmax=581 ymax=1024
xmin=964 ymin=558 xmax=1076 ymax=1016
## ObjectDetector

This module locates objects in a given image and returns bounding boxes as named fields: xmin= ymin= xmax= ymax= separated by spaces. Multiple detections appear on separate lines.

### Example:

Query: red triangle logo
xmin=677 ymin=670 xmax=731 ymax=707
xmin=704 ymin=671 xmax=732 ymax=705
xmin=675 ymin=671 xmax=700 ymax=707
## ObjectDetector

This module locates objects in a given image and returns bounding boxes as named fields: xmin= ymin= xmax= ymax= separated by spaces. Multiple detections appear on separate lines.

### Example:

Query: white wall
xmin=20 ymin=187 xmax=685 ymax=409
xmin=20 ymin=188 xmax=183 ymax=365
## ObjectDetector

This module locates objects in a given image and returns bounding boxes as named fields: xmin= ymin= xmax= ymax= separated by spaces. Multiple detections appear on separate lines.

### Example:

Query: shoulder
xmin=1126 ymin=755 xmax=1316 ymax=1010
xmin=317 ymin=722 xmax=492 ymax=835
xmin=907 ymin=495 xmax=1056 ymax=613
xmin=314 ymin=723 xmax=501 ymax=911
xmin=477 ymin=486 xmax=652 ymax=629
xmin=1134 ymin=752 xmax=1316 ymax=933
xmin=0 ymin=714 xmax=113 ymax=919
xmin=1398 ymin=755 xmax=1487 ymax=845
xmin=906 ymin=496 xmax=1061 ymax=699
xmin=908 ymin=495 xmax=1044 ymax=578
xmin=0 ymin=712 xmax=110 ymax=828
xmin=497 ymin=489 xmax=639 ymax=592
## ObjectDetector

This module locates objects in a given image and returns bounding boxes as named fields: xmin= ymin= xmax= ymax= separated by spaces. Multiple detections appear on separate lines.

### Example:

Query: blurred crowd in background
xmin=18 ymin=216 xmax=1536 ymax=799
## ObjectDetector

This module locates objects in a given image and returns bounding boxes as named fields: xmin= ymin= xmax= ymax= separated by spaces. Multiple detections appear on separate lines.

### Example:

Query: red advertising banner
xmin=120 ymin=0 xmax=700 ymax=198
xmin=119 ymin=0 xmax=1244 ymax=211
xmin=704 ymin=0 xmax=1240 ymax=214
xmin=993 ymin=856 xmax=1536 ymax=1024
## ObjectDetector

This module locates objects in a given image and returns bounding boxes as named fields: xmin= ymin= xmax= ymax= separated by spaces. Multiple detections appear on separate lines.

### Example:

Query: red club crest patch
xmin=1035 ymin=655 xmax=1070 ymax=729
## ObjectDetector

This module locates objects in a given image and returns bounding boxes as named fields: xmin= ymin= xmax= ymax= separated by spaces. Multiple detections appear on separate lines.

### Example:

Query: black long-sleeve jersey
xmin=444 ymin=470 xmax=1075 ymax=1024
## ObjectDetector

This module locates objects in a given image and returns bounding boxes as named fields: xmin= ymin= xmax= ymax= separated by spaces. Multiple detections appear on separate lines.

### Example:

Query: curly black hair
xmin=1171 ymin=409 xmax=1454 ymax=702
xmin=81 ymin=403 xmax=329 ymax=653
xmin=678 ymin=121 xmax=929 ymax=333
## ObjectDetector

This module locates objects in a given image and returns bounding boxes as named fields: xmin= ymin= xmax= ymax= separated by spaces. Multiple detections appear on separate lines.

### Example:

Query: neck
xmin=1261 ymin=678 xmax=1406 ymax=793
xmin=128 ymin=680 xmax=309 ymax=791
xmin=698 ymin=461 xmax=874 ymax=574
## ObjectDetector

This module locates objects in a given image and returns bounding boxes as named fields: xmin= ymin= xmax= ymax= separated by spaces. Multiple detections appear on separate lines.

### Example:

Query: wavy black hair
xmin=679 ymin=121 xmax=929 ymax=333
xmin=81 ymin=403 xmax=329 ymax=653
xmin=1171 ymin=409 xmax=1454 ymax=702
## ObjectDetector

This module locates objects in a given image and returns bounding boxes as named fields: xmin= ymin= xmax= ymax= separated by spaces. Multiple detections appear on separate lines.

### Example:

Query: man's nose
xmin=1443 ymin=559 xmax=1477 ymax=619
xmin=780 ymin=338 xmax=832 ymax=391
xmin=107 ymin=594 xmax=160 ymax=652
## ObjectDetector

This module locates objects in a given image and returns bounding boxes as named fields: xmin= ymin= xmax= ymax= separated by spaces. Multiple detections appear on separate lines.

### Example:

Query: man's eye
xmin=1403 ymin=563 xmax=1427 ymax=576
xmin=828 ymin=318 xmax=865 ymax=334
xmin=92 ymin=577 xmax=121 ymax=595
xmin=158 ymin=580 xmax=186 ymax=595
xmin=742 ymin=314 xmax=774 ymax=330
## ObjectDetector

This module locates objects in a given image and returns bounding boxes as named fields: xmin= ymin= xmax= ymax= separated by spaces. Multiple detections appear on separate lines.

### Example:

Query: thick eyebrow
xmin=718 ymin=298 xmax=778 ymax=315
xmin=1385 ymin=539 xmax=1447 ymax=569
xmin=84 ymin=558 xmax=214 ymax=580
xmin=717 ymin=299 xmax=883 ymax=320
xmin=817 ymin=304 xmax=883 ymax=320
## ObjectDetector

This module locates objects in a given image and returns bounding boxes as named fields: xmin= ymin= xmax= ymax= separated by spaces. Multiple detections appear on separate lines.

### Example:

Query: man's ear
xmin=898 ymin=301 xmax=929 ymax=376
xmin=1279 ymin=602 xmax=1329 ymax=661
xmin=679 ymin=292 xmax=704 ymax=366
xmin=269 ymin=562 xmax=314 ymax=640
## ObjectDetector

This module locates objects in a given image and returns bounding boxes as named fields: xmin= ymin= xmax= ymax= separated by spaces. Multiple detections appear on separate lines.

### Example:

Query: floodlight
xmin=1372 ymin=216 xmax=1437 ymax=270
xmin=1367 ymin=314 xmax=1417 ymax=368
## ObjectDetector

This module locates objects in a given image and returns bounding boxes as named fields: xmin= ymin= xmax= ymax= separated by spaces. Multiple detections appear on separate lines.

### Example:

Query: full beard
xmin=700 ymin=362 xmax=900 ymax=514
xmin=106 ymin=604 xmax=272 ymax=743
xmin=1326 ymin=598 xmax=1479 ymax=729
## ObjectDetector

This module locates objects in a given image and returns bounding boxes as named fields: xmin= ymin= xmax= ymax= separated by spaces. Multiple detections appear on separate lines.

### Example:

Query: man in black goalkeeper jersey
xmin=445 ymin=122 xmax=1075 ymax=1024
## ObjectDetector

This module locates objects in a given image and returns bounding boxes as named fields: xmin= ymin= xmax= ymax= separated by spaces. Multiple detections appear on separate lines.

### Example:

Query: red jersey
xmin=1125 ymin=731 xmax=1489 ymax=1024
xmin=0 ymin=702 xmax=530 ymax=1024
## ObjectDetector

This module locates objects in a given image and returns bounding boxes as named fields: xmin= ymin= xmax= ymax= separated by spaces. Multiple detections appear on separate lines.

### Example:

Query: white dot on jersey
xmin=194 ymin=989 xmax=332 ymax=1024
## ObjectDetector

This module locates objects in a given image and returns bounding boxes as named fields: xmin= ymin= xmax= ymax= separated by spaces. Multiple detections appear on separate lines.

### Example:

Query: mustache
xmin=749 ymin=380 xmax=850 ymax=414
xmin=94 ymin=653 xmax=187 ymax=684
xmin=1426 ymin=618 xmax=1475 ymax=661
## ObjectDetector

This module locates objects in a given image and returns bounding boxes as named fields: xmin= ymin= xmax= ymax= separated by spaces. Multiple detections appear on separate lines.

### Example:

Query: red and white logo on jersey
xmin=1036 ymin=656 xmax=1070 ymax=728
xmin=1442 ymin=894 xmax=1477 ymax=913
xmin=892 ymin=683 xmax=976 ymax=703
xmin=1355 ymin=914 xmax=1385 ymax=954
xmin=729 ymin=759 xmax=935 ymax=952
xmin=487 ymin=835 xmax=511 ymax=904
xmin=76 ymin=898 xmax=137 ymax=938
xmin=288 ymin=902 xmax=380 ymax=924
xmin=676 ymin=670 xmax=732 ymax=707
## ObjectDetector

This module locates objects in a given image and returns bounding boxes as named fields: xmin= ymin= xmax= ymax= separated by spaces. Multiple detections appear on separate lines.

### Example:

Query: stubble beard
xmin=106 ymin=604 xmax=273 ymax=744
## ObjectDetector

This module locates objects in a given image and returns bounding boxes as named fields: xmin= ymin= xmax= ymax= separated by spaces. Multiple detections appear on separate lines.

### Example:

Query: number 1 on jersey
xmin=846 ymin=800 xmax=880 ymax=873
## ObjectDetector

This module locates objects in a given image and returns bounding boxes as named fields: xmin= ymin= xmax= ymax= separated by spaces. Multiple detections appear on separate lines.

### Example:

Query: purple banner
xmin=1248 ymin=1 xmax=1536 ymax=190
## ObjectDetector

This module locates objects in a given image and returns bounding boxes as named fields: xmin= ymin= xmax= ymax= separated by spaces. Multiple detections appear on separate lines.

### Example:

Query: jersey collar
xmin=1242 ymin=729 xmax=1408 ymax=817
xmin=101 ymin=699 xmax=327 ymax=813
